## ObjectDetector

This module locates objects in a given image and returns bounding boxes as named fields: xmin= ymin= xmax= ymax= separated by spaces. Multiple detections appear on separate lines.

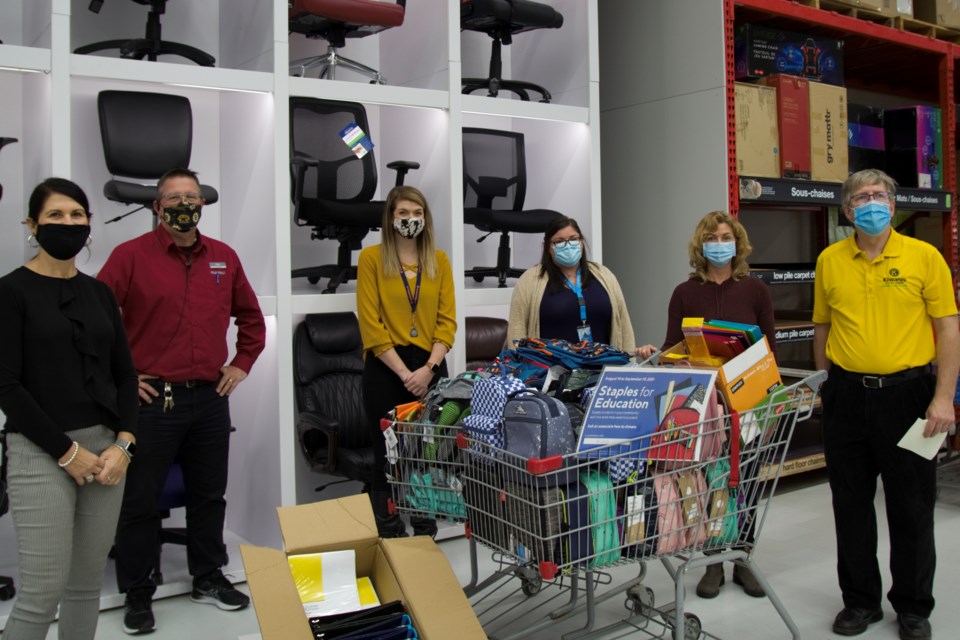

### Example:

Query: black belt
xmin=830 ymin=365 xmax=931 ymax=389
xmin=146 ymin=378 xmax=214 ymax=388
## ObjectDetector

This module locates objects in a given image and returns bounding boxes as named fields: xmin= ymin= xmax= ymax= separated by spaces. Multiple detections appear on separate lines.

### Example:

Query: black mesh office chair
xmin=290 ymin=97 xmax=418 ymax=293
xmin=97 ymin=90 xmax=218 ymax=215
xmin=461 ymin=0 xmax=563 ymax=102
xmin=0 ymin=138 xmax=17 ymax=204
xmin=295 ymin=312 xmax=374 ymax=492
xmin=75 ymin=0 xmax=215 ymax=66
xmin=463 ymin=127 xmax=564 ymax=287
xmin=289 ymin=0 xmax=406 ymax=82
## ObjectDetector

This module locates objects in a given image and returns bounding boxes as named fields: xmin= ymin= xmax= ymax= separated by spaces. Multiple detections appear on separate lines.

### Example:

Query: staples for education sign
xmin=577 ymin=367 xmax=718 ymax=462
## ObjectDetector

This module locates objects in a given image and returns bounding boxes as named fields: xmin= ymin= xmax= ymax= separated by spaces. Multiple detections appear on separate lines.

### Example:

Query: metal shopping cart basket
xmin=385 ymin=371 xmax=824 ymax=639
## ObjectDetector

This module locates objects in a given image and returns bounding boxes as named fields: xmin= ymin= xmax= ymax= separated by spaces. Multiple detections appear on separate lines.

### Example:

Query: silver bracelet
xmin=57 ymin=441 xmax=79 ymax=468
xmin=112 ymin=443 xmax=133 ymax=461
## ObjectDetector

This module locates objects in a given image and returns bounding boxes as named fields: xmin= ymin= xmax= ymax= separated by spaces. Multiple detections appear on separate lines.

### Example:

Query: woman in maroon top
xmin=640 ymin=210 xmax=776 ymax=600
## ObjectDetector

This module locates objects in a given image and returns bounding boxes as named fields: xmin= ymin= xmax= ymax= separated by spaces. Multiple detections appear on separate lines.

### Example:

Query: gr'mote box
xmin=241 ymin=494 xmax=486 ymax=640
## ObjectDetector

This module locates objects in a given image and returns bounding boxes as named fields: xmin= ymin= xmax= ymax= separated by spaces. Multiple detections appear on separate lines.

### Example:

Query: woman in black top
xmin=0 ymin=178 xmax=138 ymax=640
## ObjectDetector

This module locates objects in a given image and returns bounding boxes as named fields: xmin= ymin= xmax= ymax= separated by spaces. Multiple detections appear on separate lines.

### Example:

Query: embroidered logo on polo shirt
xmin=882 ymin=266 xmax=907 ymax=288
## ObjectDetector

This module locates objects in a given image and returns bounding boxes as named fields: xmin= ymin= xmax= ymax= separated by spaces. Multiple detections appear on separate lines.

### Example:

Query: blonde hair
xmin=379 ymin=185 xmax=438 ymax=279
xmin=688 ymin=211 xmax=752 ymax=282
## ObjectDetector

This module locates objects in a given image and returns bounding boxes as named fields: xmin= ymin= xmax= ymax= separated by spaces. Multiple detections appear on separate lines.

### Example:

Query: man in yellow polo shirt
xmin=813 ymin=168 xmax=959 ymax=640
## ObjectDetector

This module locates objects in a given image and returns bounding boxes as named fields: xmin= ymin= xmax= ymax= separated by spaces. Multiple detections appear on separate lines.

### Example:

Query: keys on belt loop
xmin=163 ymin=382 xmax=175 ymax=412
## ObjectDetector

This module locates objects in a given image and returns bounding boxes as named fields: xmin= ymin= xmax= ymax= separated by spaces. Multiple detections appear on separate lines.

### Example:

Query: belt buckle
xmin=862 ymin=375 xmax=883 ymax=389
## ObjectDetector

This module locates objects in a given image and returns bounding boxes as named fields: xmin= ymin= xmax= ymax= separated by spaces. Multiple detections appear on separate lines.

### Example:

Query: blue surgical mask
xmin=853 ymin=201 xmax=891 ymax=237
xmin=702 ymin=241 xmax=736 ymax=268
xmin=553 ymin=241 xmax=582 ymax=267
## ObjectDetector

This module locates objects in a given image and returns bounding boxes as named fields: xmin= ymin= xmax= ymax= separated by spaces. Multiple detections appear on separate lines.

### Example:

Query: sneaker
xmin=122 ymin=589 xmax=156 ymax=635
xmin=190 ymin=571 xmax=250 ymax=611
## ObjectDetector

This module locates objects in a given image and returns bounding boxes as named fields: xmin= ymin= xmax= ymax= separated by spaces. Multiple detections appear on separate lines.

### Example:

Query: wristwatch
xmin=427 ymin=362 xmax=440 ymax=375
xmin=114 ymin=438 xmax=137 ymax=459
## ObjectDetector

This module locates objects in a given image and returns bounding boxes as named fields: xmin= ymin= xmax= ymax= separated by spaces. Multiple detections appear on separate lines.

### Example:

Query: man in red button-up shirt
xmin=98 ymin=168 xmax=265 ymax=635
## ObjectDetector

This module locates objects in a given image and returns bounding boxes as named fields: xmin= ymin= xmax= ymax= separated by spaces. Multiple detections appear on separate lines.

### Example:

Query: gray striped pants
xmin=3 ymin=424 xmax=125 ymax=640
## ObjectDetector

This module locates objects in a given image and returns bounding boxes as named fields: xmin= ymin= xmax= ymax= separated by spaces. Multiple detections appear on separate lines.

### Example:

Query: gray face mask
xmin=393 ymin=218 xmax=424 ymax=239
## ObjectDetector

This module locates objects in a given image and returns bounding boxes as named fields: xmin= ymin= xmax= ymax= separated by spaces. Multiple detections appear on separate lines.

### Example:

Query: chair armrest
xmin=386 ymin=160 xmax=421 ymax=187
xmin=290 ymin=153 xmax=320 ymax=225
xmin=296 ymin=411 xmax=340 ymax=474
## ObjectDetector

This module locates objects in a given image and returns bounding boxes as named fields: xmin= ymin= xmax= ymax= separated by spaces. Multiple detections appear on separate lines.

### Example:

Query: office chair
xmin=97 ymin=90 xmax=218 ymax=216
xmin=465 ymin=316 xmax=509 ymax=370
xmin=289 ymin=0 xmax=406 ymax=82
xmin=461 ymin=0 xmax=563 ymax=102
xmin=294 ymin=312 xmax=374 ymax=492
xmin=74 ymin=0 xmax=215 ymax=67
xmin=290 ymin=97 xmax=418 ymax=293
xmin=463 ymin=127 xmax=564 ymax=287
xmin=0 ymin=138 xmax=17 ymax=204
xmin=152 ymin=462 xmax=186 ymax=586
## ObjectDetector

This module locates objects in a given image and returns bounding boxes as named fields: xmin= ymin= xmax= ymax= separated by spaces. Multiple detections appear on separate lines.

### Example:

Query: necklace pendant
xmin=410 ymin=327 xmax=418 ymax=338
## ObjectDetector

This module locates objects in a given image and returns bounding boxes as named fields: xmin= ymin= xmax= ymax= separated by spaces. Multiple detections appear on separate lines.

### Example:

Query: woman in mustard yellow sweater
xmin=357 ymin=185 xmax=456 ymax=537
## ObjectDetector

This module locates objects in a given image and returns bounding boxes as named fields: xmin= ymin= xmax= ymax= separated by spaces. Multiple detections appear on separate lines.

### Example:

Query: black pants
xmin=363 ymin=345 xmax=446 ymax=494
xmin=115 ymin=383 xmax=231 ymax=595
xmin=821 ymin=370 xmax=937 ymax=617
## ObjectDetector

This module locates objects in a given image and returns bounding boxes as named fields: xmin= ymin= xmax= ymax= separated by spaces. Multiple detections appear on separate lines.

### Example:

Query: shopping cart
xmin=386 ymin=371 xmax=824 ymax=640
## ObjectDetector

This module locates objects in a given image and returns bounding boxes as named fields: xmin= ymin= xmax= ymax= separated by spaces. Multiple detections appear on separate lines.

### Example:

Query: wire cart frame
xmin=386 ymin=371 xmax=825 ymax=640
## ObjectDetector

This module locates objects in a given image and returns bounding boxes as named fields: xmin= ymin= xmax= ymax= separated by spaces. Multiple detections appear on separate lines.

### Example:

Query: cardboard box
xmin=914 ymin=0 xmax=960 ymax=29
xmin=717 ymin=336 xmax=783 ymax=413
xmin=848 ymin=103 xmax=885 ymax=174
xmin=241 ymin=495 xmax=486 ymax=640
xmin=735 ymin=82 xmax=780 ymax=179
xmin=734 ymin=24 xmax=845 ymax=87
xmin=760 ymin=75 xmax=811 ymax=179
xmin=832 ymin=0 xmax=913 ymax=17
xmin=884 ymin=106 xmax=942 ymax=188
xmin=809 ymin=81 xmax=848 ymax=183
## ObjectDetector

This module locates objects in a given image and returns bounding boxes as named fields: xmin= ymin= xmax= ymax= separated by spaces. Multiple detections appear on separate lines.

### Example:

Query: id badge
xmin=577 ymin=323 xmax=593 ymax=342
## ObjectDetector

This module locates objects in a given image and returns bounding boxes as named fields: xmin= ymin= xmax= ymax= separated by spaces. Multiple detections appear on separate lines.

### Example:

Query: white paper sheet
xmin=896 ymin=418 xmax=947 ymax=460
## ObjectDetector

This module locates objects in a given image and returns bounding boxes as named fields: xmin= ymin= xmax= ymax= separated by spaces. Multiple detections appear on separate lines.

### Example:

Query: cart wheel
xmin=521 ymin=573 xmax=543 ymax=596
xmin=0 ymin=583 xmax=15 ymax=601
xmin=683 ymin=613 xmax=702 ymax=640
xmin=626 ymin=584 xmax=654 ymax=617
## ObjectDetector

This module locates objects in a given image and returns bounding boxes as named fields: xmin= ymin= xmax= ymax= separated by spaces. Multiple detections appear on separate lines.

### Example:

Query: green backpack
xmin=703 ymin=459 xmax=740 ymax=546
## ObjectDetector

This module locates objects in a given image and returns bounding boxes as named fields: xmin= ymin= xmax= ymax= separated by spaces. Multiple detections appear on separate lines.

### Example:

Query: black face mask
xmin=35 ymin=223 xmax=90 ymax=260
xmin=161 ymin=201 xmax=202 ymax=232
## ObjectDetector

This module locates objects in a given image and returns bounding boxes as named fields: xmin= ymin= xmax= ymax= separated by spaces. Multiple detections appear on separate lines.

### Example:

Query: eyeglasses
xmin=551 ymin=237 xmax=581 ymax=249
xmin=159 ymin=192 xmax=203 ymax=205
xmin=849 ymin=191 xmax=892 ymax=206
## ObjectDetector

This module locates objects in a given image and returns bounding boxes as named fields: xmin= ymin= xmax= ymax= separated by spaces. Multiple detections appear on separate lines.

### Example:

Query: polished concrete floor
xmin=4 ymin=464 xmax=960 ymax=639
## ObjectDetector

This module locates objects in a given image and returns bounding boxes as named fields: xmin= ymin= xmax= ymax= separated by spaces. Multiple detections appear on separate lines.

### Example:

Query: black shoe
xmin=410 ymin=516 xmax=438 ymax=538
xmin=122 ymin=589 xmax=156 ymax=635
xmin=832 ymin=607 xmax=883 ymax=636
xmin=190 ymin=571 xmax=250 ymax=611
xmin=897 ymin=614 xmax=931 ymax=640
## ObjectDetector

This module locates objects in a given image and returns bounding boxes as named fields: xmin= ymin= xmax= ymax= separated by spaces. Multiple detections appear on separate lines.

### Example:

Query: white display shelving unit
xmin=0 ymin=0 xmax=602 ymax=556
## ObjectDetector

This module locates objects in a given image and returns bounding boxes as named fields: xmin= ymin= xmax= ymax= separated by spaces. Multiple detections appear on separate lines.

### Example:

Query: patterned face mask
xmin=162 ymin=201 xmax=202 ymax=232
xmin=393 ymin=217 xmax=424 ymax=239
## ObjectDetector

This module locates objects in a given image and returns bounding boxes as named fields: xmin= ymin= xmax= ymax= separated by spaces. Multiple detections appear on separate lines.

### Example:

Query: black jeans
xmin=115 ymin=382 xmax=232 ymax=595
xmin=363 ymin=345 xmax=446 ymax=494
xmin=821 ymin=370 xmax=937 ymax=617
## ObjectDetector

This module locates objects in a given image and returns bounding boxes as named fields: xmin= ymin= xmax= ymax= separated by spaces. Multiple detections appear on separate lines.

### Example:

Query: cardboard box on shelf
xmin=760 ymin=75 xmax=811 ymax=179
xmin=914 ymin=0 xmax=960 ymax=29
xmin=884 ymin=106 xmax=942 ymax=188
xmin=832 ymin=0 xmax=913 ymax=17
xmin=241 ymin=495 xmax=486 ymax=640
xmin=848 ymin=103 xmax=885 ymax=173
xmin=809 ymin=81 xmax=848 ymax=183
xmin=735 ymin=82 xmax=780 ymax=179
xmin=734 ymin=24 xmax=844 ymax=87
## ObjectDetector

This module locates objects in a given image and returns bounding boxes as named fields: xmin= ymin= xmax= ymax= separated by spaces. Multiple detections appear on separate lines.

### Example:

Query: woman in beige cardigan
xmin=507 ymin=216 xmax=644 ymax=356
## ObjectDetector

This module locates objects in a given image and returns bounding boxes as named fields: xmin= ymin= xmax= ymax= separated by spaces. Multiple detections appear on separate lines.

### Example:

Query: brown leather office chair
xmin=465 ymin=316 xmax=509 ymax=370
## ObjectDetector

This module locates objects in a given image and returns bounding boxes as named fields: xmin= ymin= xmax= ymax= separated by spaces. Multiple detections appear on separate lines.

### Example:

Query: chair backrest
xmin=465 ymin=316 xmax=509 ymax=370
xmin=294 ymin=312 xmax=369 ymax=451
xmin=98 ymin=90 xmax=192 ymax=179
xmin=290 ymin=98 xmax=378 ymax=206
xmin=462 ymin=127 xmax=526 ymax=211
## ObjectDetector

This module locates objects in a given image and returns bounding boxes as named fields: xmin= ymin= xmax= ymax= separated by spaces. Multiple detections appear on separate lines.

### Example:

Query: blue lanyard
xmin=564 ymin=267 xmax=588 ymax=326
